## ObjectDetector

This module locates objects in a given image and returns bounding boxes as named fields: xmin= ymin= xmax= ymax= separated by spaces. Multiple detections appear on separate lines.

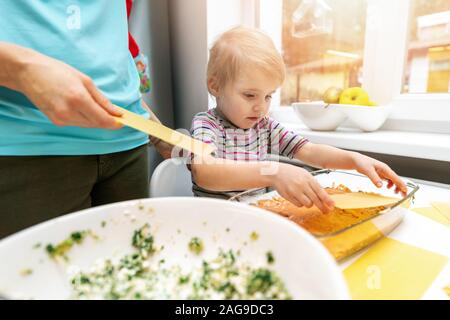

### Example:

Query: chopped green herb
xmin=188 ymin=237 xmax=204 ymax=255
xmin=79 ymin=275 xmax=91 ymax=284
xmin=20 ymin=268 xmax=33 ymax=277
xmin=247 ymin=268 xmax=275 ymax=295
xmin=266 ymin=251 xmax=275 ymax=264
xmin=68 ymin=225 xmax=291 ymax=300
xmin=71 ymin=231 xmax=85 ymax=243
xmin=179 ymin=275 xmax=190 ymax=284
xmin=132 ymin=224 xmax=154 ymax=256
xmin=217 ymin=281 xmax=237 ymax=299
xmin=45 ymin=230 xmax=92 ymax=261
xmin=250 ymin=231 xmax=259 ymax=241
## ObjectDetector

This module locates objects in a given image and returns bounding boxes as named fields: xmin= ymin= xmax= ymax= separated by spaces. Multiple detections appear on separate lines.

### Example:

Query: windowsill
xmin=270 ymin=105 xmax=450 ymax=162
xmin=282 ymin=122 xmax=450 ymax=162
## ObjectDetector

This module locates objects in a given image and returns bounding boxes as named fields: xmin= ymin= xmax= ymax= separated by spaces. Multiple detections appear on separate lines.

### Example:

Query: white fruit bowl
xmin=336 ymin=104 xmax=392 ymax=132
xmin=293 ymin=102 xmax=391 ymax=132
xmin=0 ymin=198 xmax=349 ymax=300
xmin=292 ymin=102 xmax=347 ymax=131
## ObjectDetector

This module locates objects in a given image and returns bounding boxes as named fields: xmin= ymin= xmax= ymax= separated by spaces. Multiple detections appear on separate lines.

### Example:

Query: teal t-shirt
xmin=0 ymin=0 xmax=149 ymax=155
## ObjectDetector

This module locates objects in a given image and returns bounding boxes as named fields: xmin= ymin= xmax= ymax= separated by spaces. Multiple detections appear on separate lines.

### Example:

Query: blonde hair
xmin=207 ymin=26 xmax=285 ymax=94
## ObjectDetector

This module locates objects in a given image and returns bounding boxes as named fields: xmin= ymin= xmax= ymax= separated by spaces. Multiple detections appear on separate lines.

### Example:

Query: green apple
xmin=339 ymin=87 xmax=370 ymax=106
xmin=323 ymin=87 xmax=343 ymax=104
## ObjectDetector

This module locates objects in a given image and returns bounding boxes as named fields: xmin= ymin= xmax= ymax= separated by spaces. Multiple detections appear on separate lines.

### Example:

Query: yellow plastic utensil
xmin=113 ymin=106 xmax=214 ymax=157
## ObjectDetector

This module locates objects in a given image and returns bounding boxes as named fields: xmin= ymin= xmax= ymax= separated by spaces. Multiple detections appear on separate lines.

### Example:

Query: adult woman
xmin=0 ymin=1 xmax=170 ymax=238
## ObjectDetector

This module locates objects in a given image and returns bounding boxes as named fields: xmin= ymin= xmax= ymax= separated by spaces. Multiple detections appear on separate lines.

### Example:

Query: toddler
xmin=190 ymin=26 xmax=406 ymax=213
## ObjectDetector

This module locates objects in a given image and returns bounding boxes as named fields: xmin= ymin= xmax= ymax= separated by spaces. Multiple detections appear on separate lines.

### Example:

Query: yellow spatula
xmin=113 ymin=106 xmax=215 ymax=157
xmin=330 ymin=192 xmax=400 ymax=209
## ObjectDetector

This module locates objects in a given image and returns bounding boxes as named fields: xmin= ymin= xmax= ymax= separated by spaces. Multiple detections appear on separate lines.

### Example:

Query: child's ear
xmin=207 ymin=77 xmax=220 ymax=97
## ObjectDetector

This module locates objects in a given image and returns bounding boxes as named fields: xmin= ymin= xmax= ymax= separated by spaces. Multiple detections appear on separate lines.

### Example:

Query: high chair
xmin=150 ymin=158 xmax=193 ymax=197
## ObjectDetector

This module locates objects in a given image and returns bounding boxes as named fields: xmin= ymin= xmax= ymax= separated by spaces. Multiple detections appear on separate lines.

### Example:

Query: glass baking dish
xmin=229 ymin=169 xmax=419 ymax=261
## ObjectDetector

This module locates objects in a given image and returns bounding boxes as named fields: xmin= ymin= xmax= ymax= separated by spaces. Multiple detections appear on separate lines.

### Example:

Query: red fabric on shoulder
xmin=126 ymin=0 xmax=140 ymax=58
xmin=126 ymin=0 xmax=132 ymax=17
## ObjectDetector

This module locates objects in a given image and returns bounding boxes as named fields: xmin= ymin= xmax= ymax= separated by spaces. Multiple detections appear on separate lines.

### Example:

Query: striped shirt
xmin=190 ymin=108 xmax=308 ymax=199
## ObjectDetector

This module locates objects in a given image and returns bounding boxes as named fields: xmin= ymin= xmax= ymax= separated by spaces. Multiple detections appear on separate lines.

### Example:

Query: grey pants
xmin=0 ymin=144 xmax=149 ymax=239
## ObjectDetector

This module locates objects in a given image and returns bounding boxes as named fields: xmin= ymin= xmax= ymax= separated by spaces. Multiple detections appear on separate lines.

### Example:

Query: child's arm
xmin=190 ymin=115 xmax=334 ymax=212
xmin=294 ymin=143 xmax=407 ymax=195
xmin=191 ymin=156 xmax=335 ymax=213
xmin=191 ymin=157 xmax=273 ymax=191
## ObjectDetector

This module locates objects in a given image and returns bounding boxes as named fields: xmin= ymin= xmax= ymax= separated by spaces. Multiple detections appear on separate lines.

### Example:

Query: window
xmin=204 ymin=0 xmax=450 ymax=133
xmin=403 ymin=0 xmax=450 ymax=93
xmin=255 ymin=0 xmax=450 ymax=134
xmin=280 ymin=0 xmax=368 ymax=105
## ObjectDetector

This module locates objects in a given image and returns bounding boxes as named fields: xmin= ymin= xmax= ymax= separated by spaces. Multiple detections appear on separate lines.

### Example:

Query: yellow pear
xmin=323 ymin=87 xmax=343 ymax=104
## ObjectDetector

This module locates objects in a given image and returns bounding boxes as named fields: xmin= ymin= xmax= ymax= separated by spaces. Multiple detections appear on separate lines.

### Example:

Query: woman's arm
xmin=0 ymin=42 xmax=36 ymax=91
xmin=0 ymin=42 xmax=122 ymax=129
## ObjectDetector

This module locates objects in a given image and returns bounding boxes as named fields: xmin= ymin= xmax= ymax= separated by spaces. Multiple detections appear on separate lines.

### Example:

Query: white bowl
xmin=293 ymin=102 xmax=391 ymax=132
xmin=0 ymin=198 xmax=349 ymax=300
xmin=292 ymin=102 xmax=347 ymax=131
xmin=336 ymin=104 xmax=392 ymax=132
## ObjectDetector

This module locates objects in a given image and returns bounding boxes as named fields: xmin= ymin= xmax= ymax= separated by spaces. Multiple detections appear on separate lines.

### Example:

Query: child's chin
xmin=240 ymin=123 xmax=254 ymax=129
xmin=233 ymin=118 xmax=257 ymax=129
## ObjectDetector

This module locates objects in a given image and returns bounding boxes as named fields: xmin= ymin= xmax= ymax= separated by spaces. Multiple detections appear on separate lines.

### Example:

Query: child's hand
xmin=141 ymin=100 xmax=174 ymax=159
xmin=272 ymin=164 xmax=335 ymax=213
xmin=352 ymin=154 xmax=408 ymax=196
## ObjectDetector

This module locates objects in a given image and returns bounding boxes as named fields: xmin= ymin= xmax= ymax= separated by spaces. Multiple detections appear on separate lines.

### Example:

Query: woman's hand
xmin=272 ymin=164 xmax=335 ymax=213
xmin=14 ymin=47 xmax=122 ymax=129
xmin=352 ymin=153 xmax=408 ymax=196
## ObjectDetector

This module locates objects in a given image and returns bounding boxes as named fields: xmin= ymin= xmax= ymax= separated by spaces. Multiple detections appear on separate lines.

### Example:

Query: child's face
xmin=216 ymin=68 xmax=280 ymax=129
